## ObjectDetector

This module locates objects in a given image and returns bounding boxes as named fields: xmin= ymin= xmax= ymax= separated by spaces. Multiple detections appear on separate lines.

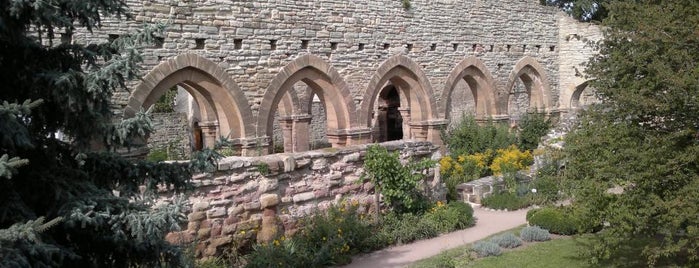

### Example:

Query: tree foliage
xmin=563 ymin=0 xmax=699 ymax=265
xmin=0 ymin=0 xmax=193 ymax=267
xmin=540 ymin=0 xmax=609 ymax=21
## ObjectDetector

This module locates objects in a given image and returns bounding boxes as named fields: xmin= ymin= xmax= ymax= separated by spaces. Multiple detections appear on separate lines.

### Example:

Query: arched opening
xmin=308 ymin=93 xmax=330 ymax=150
xmin=505 ymin=57 xmax=552 ymax=124
xmin=361 ymin=55 xmax=440 ymax=144
xmin=125 ymin=54 xmax=255 ymax=157
xmin=446 ymin=78 xmax=477 ymax=126
xmin=507 ymin=74 xmax=538 ymax=121
xmin=441 ymin=57 xmax=499 ymax=128
xmin=376 ymin=85 xmax=403 ymax=142
xmin=257 ymin=55 xmax=357 ymax=154
xmin=571 ymin=82 xmax=600 ymax=110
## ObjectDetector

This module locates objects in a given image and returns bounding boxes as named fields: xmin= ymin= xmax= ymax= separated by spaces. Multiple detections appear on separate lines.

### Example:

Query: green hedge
xmin=527 ymin=206 xmax=601 ymax=235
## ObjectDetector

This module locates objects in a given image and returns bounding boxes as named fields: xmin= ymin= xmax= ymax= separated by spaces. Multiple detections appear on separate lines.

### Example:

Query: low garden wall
xmin=456 ymin=173 xmax=532 ymax=204
xmin=163 ymin=140 xmax=444 ymax=257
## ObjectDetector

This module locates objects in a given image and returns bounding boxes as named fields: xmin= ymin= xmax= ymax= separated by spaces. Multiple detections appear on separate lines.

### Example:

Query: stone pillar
xmin=240 ymin=136 xmax=269 ymax=156
xmin=345 ymin=128 xmax=373 ymax=145
xmin=291 ymin=114 xmax=312 ymax=152
xmin=278 ymin=116 xmax=294 ymax=153
xmin=410 ymin=119 xmax=448 ymax=145
xmin=198 ymin=121 xmax=219 ymax=149
xmin=398 ymin=108 xmax=411 ymax=140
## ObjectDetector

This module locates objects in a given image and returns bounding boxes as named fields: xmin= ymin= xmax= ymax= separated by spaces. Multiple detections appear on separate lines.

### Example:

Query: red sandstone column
xmin=398 ymin=108 xmax=411 ymax=140
xmin=292 ymin=114 xmax=312 ymax=152
xmin=278 ymin=117 xmax=294 ymax=153
xmin=198 ymin=121 xmax=219 ymax=149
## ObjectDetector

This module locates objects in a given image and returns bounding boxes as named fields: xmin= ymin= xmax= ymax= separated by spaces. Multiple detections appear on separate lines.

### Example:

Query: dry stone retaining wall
xmin=164 ymin=140 xmax=443 ymax=257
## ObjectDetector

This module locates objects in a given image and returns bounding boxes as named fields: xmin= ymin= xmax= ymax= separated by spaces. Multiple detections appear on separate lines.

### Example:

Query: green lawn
xmin=411 ymin=230 xmax=654 ymax=268
xmin=469 ymin=237 xmax=592 ymax=268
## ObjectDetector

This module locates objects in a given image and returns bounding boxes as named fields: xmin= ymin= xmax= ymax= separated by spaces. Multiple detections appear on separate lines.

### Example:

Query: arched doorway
xmin=360 ymin=55 xmax=441 ymax=144
xmin=376 ymin=85 xmax=403 ymax=142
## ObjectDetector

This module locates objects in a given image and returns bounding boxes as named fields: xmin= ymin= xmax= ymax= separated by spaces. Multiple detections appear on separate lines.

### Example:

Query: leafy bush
xmin=246 ymin=202 xmax=373 ymax=267
xmin=517 ymin=112 xmax=552 ymax=151
xmin=529 ymin=151 xmax=565 ymax=205
xmin=526 ymin=208 xmax=542 ymax=221
xmin=527 ymin=206 xmax=601 ymax=235
xmin=520 ymin=226 xmax=551 ymax=242
xmin=490 ymin=233 xmax=522 ymax=249
xmin=147 ymin=148 xmax=168 ymax=162
xmin=472 ymin=241 xmax=502 ymax=257
xmin=527 ymin=207 xmax=577 ymax=235
xmin=481 ymin=192 xmax=530 ymax=211
xmin=423 ymin=201 xmax=476 ymax=233
xmin=363 ymin=145 xmax=434 ymax=214
xmin=374 ymin=212 xmax=438 ymax=246
xmin=442 ymin=115 xmax=516 ymax=157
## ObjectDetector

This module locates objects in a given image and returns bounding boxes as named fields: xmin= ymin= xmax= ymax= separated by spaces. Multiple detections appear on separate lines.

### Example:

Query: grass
xmin=409 ymin=226 xmax=525 ymax=268
xmin=411 ymin=228 xmax=654 ymax=268
xmin=470 ymin=237 xmax=591 ymax=268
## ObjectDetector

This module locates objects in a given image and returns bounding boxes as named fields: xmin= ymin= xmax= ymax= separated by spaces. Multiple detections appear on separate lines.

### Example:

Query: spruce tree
xmin=0 ymin=0 xmax=192 ymax=267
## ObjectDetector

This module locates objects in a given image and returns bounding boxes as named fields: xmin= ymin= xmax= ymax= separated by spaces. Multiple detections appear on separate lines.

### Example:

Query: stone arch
xmin=124 ymin=54 xmax=255 ymax=151
xmin=570 ymin=81 xmax=601 ymax=110
xmin=441 ymin=57 xmax=499 ymax=120
xmin=256 ymin=54 xmax=357 ymax=153
xmin=359 ymin=55 xmax=440 ymax=142
xmin=504 ymin=56 xmax=554 ymax=116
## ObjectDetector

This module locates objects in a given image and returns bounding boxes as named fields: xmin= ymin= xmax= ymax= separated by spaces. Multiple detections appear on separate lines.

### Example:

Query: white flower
xmin=531 ymin=188 xmax=537 ymax=193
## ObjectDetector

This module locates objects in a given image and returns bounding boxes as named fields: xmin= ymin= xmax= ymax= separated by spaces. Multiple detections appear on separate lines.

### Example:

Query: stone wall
xmin=68 ymin=0 xmax=602 ymax=155
xmin=163 ymin=140 xmax=443 ymax=257
xmin=148 ymin=112 xmax=192 ymax=159
xmin=67 ymin=0 xmax=595 ymax=148
xmin=89 ymin=0 xmax=562 ymax=108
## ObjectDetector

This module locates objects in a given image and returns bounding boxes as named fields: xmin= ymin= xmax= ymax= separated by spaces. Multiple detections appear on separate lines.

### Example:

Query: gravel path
xmin=341 ymin=206 xmax=529 ymax=268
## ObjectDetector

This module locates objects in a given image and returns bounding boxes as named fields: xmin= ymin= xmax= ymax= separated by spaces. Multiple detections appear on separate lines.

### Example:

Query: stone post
xmin=398 ymin=107 xmax=411 ymax=140
xmin=198 ymin=121 xmax=219 ymax=149
xmin=278 ymin=116 xmax=294 ymax=153
xmin=292 ymin=114 xmax=312 ymax=152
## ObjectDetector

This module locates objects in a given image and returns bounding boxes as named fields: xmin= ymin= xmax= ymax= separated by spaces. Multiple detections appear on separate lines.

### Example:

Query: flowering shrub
xmin=489 ymin=145 xmax=533 ymax=176
xmin=440 ymin=151 xmax=491 ymax=200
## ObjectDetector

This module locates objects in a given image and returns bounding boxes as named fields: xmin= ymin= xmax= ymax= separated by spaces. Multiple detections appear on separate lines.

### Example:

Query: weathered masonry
xmin=76 ymin=0 xmax=602 ymax=155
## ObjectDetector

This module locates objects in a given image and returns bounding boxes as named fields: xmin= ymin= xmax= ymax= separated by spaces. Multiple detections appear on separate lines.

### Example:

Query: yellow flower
xmin=240 ymin=230 xmax=246 ymax=235
xmin=273 ymin=240 xmax=280 ymax=246
xmin=322 ymin=236 xmax=327 ymax=241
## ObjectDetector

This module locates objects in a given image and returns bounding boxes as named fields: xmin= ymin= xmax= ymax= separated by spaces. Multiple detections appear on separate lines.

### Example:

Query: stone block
xmin=311 ymin=158 xmax=328 ymax=170
xmin=188 ymin=211 xmax=206 ymax=222
xmin=165 ymin=231 xmax=195 ymax=245
xmin=207 ymin=207 xmax=227 ymax=219
xmin=260 ymin=193 xmax=280 ymax=208
xmin=197 ymin=228 xmax=211 ymax=240
xmin=292 ymin=191 xmax=315 ymax=203
xmin=192 ymin=202 xmax=210 ymax=212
